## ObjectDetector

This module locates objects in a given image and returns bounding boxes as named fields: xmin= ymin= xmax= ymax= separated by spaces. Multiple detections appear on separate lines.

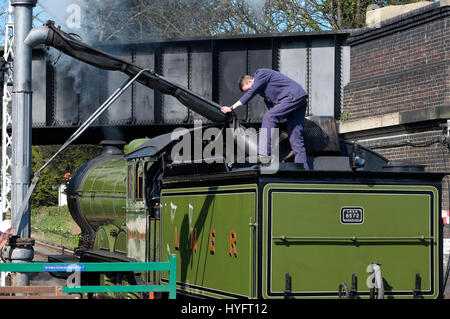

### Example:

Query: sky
xmin=1 ymin=0 xmax=83 ymax=45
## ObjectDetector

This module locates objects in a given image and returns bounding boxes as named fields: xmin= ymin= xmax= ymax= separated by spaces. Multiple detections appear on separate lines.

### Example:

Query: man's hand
xmin=220 ymin=106 xmax=233 ymax=114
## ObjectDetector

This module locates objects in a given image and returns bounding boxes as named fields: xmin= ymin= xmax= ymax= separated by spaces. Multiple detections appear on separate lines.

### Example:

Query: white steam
xmin=247 ymin=0 xmax=268 ymax=15
xmin=37 ymin=0 xmax=131 ymax=126
xmin=246 ymin=0 xmax=268 ymax=25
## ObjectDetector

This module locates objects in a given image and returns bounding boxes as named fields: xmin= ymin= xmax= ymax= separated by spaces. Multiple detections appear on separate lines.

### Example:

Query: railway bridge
xmin=3 ymin=30 xmax=350 ymax=145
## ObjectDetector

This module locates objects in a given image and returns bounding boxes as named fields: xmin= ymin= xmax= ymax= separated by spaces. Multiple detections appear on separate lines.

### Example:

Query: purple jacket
xmin=239 ymin=68 xmax=308 ymax=108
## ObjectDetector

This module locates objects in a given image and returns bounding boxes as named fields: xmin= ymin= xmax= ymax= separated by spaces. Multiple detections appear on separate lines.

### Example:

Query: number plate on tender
xmin=340 ymin=207 xmax=364 ymax=224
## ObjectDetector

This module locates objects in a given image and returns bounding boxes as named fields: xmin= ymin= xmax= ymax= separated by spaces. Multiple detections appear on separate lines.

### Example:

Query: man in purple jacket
xmin=221 ymin=68 xmax=309 ymax=170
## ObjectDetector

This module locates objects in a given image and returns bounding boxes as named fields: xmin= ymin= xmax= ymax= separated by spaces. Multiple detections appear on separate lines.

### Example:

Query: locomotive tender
xmin=29 ymin=21 xmax=444 ymax=299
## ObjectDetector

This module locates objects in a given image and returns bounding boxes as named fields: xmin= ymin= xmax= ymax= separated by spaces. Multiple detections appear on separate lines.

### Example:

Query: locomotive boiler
xmin=28 ymin=21 xmax=444 ymax=299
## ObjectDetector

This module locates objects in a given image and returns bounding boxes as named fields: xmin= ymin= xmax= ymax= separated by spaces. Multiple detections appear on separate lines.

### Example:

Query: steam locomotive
xmin=33 ymin=21 xmax=444 ymax=299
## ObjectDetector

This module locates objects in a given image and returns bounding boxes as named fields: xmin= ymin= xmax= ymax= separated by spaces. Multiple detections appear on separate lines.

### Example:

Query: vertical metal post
xmin=0 ymin=1 xmax=15 ymax=288
xmin=1 ymin=2 xmax=14 ymax=225
xmin=9 ymin=0 xmax=38 ymax=291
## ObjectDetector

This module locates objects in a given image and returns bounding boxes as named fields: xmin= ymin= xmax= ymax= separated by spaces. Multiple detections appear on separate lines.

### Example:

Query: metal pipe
xmin=23 ymin=25 xmax=49 ymax=48
xmin=10 ymin=0 xmax=37 ymax=292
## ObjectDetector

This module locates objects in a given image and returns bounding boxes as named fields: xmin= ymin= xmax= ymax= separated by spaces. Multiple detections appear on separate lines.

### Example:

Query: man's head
xmin=238 ymin=75 xmax=254 ymax=92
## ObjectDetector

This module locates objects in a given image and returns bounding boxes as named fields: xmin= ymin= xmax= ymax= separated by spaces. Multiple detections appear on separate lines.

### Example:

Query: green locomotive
xmin=34 ymin=21 xmax=444 ymax=299
xmin=65 ymin=120 xmax=445 ymax=299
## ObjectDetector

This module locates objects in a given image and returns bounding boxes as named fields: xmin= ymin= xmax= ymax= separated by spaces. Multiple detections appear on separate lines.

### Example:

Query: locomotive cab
xmin=124 ymin=154 xmax=162 ymax=264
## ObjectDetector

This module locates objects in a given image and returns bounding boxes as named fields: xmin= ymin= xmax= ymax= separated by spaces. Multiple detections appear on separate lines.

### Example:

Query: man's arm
xmin=220 ymin=101 xmax=242 ymax=113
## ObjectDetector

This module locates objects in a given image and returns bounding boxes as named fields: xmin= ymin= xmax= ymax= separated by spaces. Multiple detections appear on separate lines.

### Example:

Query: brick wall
xmin=344 ymin=63 xmax=449 ymax=120
xmin=349 ymin=18 xmax=450 ymax=82
xmin=341 ymin=2 xmax=450 ymax=296
xmin=343 ymin=4 xmax=450 ymax=121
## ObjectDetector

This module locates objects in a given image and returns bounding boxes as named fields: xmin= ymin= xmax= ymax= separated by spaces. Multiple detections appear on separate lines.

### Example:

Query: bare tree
xmin=319 ymin=0 xmax=424 ymax=29
xmin=29 ymin=0 xmax=427 ymax=44
xmin=80 ymin=0 xmax=230 ymax=42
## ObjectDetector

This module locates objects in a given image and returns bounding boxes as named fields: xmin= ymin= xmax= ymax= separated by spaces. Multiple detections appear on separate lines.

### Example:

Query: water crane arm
xmin=22 ymin=21 xmax=259 ymax=190
xmin=25 ymin=21 xmax=229 ymax=123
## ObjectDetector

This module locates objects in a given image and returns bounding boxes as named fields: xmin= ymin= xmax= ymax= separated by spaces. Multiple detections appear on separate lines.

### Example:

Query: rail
xmin=0 ymin=254 xmax=177 ymax=299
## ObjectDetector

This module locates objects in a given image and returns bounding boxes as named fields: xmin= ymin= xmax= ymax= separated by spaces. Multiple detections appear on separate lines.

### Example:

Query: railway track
xmin=30 ymin=241 xmax=77 ymax=296
xmin=33 ymin=240 xmax=74 ymax=262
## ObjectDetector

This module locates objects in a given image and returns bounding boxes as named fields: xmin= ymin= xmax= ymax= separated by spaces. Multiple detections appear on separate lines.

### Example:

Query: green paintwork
xmin=147 ymin=218 xmax=161 ymax=284
xmin=263 ymin=183 xmax=440 ymax=299
xmin=70 ymin=146 xmax=444 ymax=299
xmin=160 ymin=184 xmax=257 ymax=298
xmin=114 ymin=230 xmax=127 ymax=253
xmin=93 ymin=226 xmax=109 ymax=251
xmin=158 ymin=181 xmax=441 ymax=299
xmin=93 ymin=225 xmax=124 ymax=252
xmin=78 ymin=157 xmax=127 ymax=229
xmin=124 ymin=138 xmax=150 ymax=155
xmin=148 ymin=219 xmax=160 ymax=263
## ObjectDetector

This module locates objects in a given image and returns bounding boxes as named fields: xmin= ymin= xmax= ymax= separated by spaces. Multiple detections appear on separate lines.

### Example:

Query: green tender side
xmin=160 ymin=181 xmax=440 ymax=299
xmin=161 ymin=184 xmax=258 ymax=299
xmin=263 ymin=183 xmax=440 ymax=299
xmin=78 ymin=157 xmax=127 ymax=229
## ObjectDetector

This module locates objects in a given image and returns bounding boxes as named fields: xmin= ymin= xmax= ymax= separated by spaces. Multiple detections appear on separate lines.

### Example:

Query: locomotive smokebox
xmin=67 ymin=140 xmax=128 ymax=249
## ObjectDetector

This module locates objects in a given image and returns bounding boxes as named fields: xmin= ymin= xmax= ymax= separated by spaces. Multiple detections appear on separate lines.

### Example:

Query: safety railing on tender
xmin=0 ymin=254 xmax=177 ymax=299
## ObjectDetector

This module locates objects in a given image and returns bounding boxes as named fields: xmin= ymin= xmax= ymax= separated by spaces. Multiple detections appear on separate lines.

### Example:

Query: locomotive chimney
xmin=100 ymin=140 xmax=126 ymax=155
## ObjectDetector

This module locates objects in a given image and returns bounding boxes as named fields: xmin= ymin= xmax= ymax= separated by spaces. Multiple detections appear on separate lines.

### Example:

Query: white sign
xmin=442 ymin=210 xmax=449 ymax=224
xmin=444 ymin=238 xmax=450 ymax=256
xmin=58 ymin=184 xmax=67 ymax=206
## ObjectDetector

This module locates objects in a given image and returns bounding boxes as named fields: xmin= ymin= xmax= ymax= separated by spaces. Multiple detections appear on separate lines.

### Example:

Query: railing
xmin=0 ymin=286 xmax=80 ymax=299
xmin=0 ymin=254 xmax=177 ymax=299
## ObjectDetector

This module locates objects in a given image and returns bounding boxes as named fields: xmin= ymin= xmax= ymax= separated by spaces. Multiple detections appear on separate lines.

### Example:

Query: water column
xmin=9 ymin=0 xmax=38 ymax=290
